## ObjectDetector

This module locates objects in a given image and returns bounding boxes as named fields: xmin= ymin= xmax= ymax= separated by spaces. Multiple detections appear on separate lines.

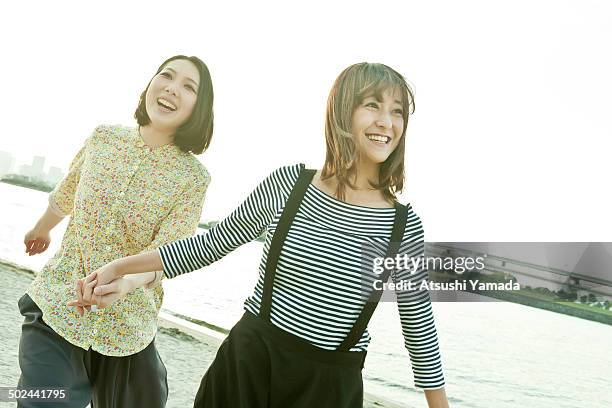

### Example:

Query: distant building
xmin=46 ymin=166 xmax=64 ymax=185
xmin=0 ymin=151 xmax=15 ymax=176
xmin=3 ymin=154 xmax=63 ymax=187
xmin=31 ymin=156 xmax=45 ymax=181
xmin=18 ymin=164 xmax=33 ymax=179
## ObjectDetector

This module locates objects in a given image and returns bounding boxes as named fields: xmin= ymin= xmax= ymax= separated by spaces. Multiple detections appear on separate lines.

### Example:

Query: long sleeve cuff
xmin=413 ymin=363 xmax=445 ymax=389
xmin=157 ymin=243 xmax=198 ymax=279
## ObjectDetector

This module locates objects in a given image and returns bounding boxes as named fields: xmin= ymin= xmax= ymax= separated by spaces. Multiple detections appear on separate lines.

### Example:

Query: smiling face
xmin=351 ymin=87 xmax=405 ymax=167
xmin=144 ymin=59 xmax=200 ymax=132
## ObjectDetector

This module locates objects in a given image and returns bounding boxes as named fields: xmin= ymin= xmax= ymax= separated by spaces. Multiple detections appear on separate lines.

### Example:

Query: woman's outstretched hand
xmin=68 ymin=275 xmax=134 ymax=315
xmin=67 ymin=262 xmax=130 ymax=315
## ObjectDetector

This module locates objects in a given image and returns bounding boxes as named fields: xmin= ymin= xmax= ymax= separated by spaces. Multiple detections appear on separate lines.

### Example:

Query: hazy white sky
xmin=2 ymin=0 xmax=611 ymax=241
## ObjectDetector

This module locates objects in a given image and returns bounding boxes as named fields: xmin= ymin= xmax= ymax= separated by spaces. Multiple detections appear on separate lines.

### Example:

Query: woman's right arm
xmin=24 ymin=134 xmax=89 ymax=256
xmin=24 ymin=206 xmax=65 ymax=255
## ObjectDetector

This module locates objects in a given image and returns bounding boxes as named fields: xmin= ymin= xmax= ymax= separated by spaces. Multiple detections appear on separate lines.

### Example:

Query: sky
xmin=2 ymin=0 xmax=611 ymax=241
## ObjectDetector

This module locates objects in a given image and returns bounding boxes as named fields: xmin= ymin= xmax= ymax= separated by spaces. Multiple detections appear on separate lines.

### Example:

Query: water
xmin=2 ymin=183 xmax=611 ymax=407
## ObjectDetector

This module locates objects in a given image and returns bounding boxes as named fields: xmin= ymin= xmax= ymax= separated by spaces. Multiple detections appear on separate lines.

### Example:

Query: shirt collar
xmin=133 ymin=127 xmax=182 ymax=156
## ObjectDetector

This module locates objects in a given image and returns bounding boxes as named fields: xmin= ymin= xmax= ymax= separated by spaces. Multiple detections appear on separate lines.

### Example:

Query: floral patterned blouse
xmin=27 ymin=124 xmax=210 ymax=356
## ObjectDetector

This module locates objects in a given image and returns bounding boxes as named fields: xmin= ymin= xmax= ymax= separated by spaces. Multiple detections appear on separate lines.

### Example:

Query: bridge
xmin=425 ymin=243 xmax=612 ymax=300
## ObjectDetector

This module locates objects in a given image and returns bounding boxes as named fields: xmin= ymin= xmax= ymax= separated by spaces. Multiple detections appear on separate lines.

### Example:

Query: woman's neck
xmin=315 ymin=161 xmax=393 ymax=208
xmin=139 ymin=125 xmax=173 ymax=148
xmin=350 ymin=159 xmax=379 ymax=190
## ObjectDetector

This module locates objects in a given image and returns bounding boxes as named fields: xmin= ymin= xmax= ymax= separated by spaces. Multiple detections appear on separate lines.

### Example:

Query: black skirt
xmin=193 ymin=311 xmax=366 ymax=408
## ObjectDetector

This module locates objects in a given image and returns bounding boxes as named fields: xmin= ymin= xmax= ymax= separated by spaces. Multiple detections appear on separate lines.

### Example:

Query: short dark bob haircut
xmin=134 ymin=55 xmax=214 ymax=154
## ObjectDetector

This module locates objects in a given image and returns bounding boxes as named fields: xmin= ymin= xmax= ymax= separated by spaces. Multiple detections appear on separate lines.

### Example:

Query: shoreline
xmin=428 ymin=271 xmax=612 ymax=326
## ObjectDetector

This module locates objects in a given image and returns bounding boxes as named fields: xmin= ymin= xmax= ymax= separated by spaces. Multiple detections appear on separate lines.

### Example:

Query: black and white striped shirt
xmin=158 ymin=164 xmax=445 ymax=389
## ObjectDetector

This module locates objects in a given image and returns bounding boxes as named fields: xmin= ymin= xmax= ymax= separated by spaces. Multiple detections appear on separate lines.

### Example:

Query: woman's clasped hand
xmin=67 ymin=263 xmax=125 ymax=315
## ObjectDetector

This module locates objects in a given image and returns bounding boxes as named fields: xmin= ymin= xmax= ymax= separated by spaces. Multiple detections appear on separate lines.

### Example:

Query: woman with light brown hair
xmin=72 ymin=62 xmax=449 ymax=408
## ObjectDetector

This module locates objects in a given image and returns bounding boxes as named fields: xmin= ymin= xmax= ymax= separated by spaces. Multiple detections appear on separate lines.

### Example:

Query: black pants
xmin=17 ymin=294 xmax=168 ymax=408
xmin=194 ymin=311 xmax=366 ymax=408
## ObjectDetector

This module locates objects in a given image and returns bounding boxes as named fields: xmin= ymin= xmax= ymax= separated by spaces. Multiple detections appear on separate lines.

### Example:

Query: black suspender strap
xmin=259 ymin=165 xmax=316 ymax=322
xmin=337 ymin=202 xmax=409 ymax=352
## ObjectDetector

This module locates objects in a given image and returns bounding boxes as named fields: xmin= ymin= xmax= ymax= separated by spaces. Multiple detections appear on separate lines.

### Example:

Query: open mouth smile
xmin=157 ymin=98 xmax=177 ymax=112
xmin=366 ymin=133 xmax=391 ymax=144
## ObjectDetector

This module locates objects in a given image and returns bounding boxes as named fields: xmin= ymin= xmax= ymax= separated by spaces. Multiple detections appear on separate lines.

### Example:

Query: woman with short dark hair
xmin=19 ymin=55 xmax=214 ymax=408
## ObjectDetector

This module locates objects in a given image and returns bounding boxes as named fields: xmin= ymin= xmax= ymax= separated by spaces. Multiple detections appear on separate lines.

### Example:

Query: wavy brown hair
xmin=134 ymin=55 xmax=214 ymax=154
xmin=321 ymin=63 xmax=415 ymax=202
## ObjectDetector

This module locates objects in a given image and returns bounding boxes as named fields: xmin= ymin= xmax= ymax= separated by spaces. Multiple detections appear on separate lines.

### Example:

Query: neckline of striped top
xmin=300 ymin=183 xmax=406 ymax=237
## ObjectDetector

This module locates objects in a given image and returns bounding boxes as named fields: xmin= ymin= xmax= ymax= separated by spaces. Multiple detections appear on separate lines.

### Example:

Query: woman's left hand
xmin=80 ymin=261 xmax=122 ymax=303
xmin=89 ymin=261 xmax=122 ymax=289
xmin=68 ymin=275 xmax=133 ymax=315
